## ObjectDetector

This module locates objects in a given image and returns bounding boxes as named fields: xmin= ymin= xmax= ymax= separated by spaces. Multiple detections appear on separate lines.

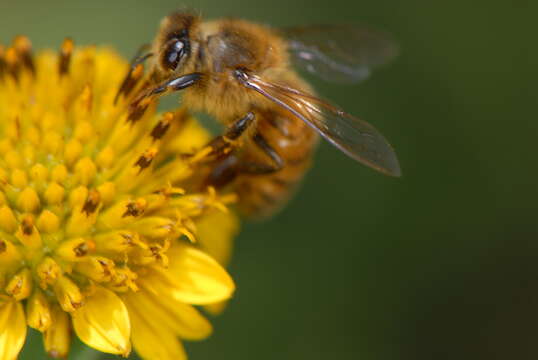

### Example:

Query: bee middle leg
xmin=128 ymin=72 xmax=202 ymax=121
xmin=126 ymin=72 xmax=202 ymax=122
xmin=201 ymin=112 xmax=255 ymax=188
xmin=206 ymin=129 xmax=284 ymax=188
xmin=204 ymin=112 xmax=255 ymax=158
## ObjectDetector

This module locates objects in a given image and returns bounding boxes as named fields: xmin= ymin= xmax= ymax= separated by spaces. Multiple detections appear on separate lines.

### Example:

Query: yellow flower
xmin=0 ymin=36 xmax=239 ymax=360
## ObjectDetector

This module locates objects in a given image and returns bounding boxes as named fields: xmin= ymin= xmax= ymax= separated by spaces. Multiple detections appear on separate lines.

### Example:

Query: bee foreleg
xmin=205 ymin=112 xmax=255 ymax=158
xmin=203 ymin=115 xmax=284 ymax=187
xmin=130 ymin=72 xmax=202 ymax=111
xmin=148 ymin=73 xmax=202 ymax=97
xmin=202 ymin=112 xmax=256 ymax=187
xmin=204 ymin=133 xmax=285 ymax=185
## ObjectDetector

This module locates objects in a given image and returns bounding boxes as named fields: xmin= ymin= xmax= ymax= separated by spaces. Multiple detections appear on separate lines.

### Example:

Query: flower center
xmin=0 ymin=36 xmax=235 ymax=319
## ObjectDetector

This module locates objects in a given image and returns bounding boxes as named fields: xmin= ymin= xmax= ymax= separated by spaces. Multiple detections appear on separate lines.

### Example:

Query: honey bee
xmin=129 ymin=12 xmax=401 ymax=218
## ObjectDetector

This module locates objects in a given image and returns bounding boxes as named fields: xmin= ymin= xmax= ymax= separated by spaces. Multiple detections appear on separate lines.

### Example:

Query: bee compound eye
xmin=163 ymin=39 xmax=185 ymax=70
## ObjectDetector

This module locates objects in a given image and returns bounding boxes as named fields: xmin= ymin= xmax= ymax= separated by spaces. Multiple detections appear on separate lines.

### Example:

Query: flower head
xmin=0 ymin=36 xmax=239 ymax=360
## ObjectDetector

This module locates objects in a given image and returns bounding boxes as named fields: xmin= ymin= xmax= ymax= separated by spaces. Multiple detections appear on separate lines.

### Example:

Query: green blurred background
xmin=2 ymin=0 xmax=538 ymax=359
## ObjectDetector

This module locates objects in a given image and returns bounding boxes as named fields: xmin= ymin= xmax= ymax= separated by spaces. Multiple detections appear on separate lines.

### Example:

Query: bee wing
xmin=242 ymin=75 xmax=401 ymax=176
xmin=282 ymin=25 xmax=398 ymax=83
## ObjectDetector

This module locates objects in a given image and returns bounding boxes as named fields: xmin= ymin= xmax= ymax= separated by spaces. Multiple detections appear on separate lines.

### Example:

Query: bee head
xmin=151 ymin=12 xmax=200 ymax=80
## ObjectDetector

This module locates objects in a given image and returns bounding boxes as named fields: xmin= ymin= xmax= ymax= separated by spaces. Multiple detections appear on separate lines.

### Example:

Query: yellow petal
xmin=128 ymin=303 xmax=187 ymax=360
xmin=72 ymin=286 xmax=131 ymax=356
xmin=43 ymin=305 xmax=70 ymax=359
xmin=196 ymin=209 xmax=239 ymax=266
xmin=0 ymin=300 xmax=26 ymax=360
xmin=195 ymin=210 xmax=239 ymax=316
xmin=142 ymin=242 xmax=235 ymax=305
xmin=204 ymin=301 xmax=229 ymax=316
xmin=163 ymin=116 xmax=211 ymax=154
xmin=124 ymin=289 xmax=212 ymax=341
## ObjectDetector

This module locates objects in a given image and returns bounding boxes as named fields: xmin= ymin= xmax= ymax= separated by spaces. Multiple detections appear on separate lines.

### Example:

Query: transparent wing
xmin=242 ymin=75 xmax=401 ymax=176
xmin=282 ymin=25 xmax=399 ymax=83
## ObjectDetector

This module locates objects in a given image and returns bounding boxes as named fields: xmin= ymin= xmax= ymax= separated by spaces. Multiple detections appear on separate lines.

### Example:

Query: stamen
xmin=12 ymin=35 xmax=36 ymax=76
xmin=16 ymin=215 xmax=42 ymax=249
xmin=127 ymin=97 xmax=152 ymax=123
xmin=149 ymin=242 xmax=169 ymax=267
xmin=74 ymin=241 xmax=90 ymax=256
xmin=153 ymin=182 xmax=185 ymax=197
xmin=0 ymin=45 xmax=6 ymax=79
xmin=114 ymin=63 xmax=145 ymax=104
xmin=134 ymin=148 xmax=157 ymax=173
xmin=82 ymin=189 xmax=101 ymax=216
xmin=21 ymin=216 xmax=33 ymax=236
xmin=150 ymin=112 xmax=173 ymax=141
xmin=56 ymin=238 xmax=95 ymax=260
xmin=5 ymin=47 xmax=20 ymax=82
xmin=122 ymin=199 xmax=147 ymax=218
xmin=109 ymin=267 xmax=138 ymax=292
xmin=58 ymin=38 xmax=74 ymax=76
